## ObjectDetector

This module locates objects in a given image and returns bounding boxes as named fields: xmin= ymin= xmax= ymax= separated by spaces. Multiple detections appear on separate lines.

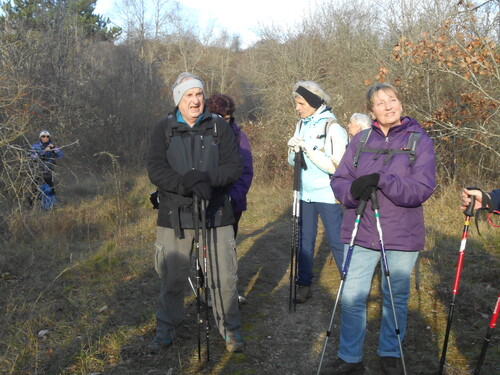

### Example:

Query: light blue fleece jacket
xmin=288 ymin=106 xmax=348 ymax=203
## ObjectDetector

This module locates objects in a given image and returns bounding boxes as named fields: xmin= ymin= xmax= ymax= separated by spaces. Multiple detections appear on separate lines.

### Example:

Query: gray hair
xmin=350 ymin=113 xmax=371 ymax=130
xmin=292 ymin=80 xmax=331 ymax=106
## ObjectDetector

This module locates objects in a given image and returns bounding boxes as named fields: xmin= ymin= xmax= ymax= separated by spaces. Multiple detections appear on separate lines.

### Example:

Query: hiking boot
xmin=294 ymin=285 xmax=312 ymax=303
xmin=147 ymin=336 xmax=173 ymax=353
xmin=238 ymin=295 xmax=248 ymax=304
xmin=225 ymin=332 xmax=246 ymax=352
xmin=320 ymin=358 xmax=364 ymax=375
xmin=380 ymin=356 xmax=402 ymax=375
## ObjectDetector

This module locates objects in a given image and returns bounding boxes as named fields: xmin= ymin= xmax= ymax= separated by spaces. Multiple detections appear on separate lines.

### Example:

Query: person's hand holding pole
xmin=461 ymin=188 xmax=487 ymax=211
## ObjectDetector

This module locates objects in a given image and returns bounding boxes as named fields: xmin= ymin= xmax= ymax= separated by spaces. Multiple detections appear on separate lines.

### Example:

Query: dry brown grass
xmin=0 ymin=175 xmax=498 ymax=374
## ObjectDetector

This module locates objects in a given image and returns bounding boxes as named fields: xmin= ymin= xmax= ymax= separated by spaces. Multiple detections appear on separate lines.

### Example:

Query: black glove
xmin=182 ymin=170 xmax=211 ymax=193
xmin=359 ymin=185 xmax=377 ymax=202
xmin=150 ymin=190 xmax=159 ymax=209
xmin=480 ymin=190 xmax=493 ymax=212
xmin=350 ymin=173 xmax=380 ymax=200
xmin=191 ymin=182 xmax=212 ymax=200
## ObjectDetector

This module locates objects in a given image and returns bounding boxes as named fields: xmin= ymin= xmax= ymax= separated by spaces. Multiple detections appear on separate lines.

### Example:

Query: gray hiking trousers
xmin=153 ymin=225 xmax=240 ymax=340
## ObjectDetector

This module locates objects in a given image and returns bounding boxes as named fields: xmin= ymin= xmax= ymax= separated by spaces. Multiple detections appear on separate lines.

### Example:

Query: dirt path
xmin=105 ymin=215 xmax=449 ymax=375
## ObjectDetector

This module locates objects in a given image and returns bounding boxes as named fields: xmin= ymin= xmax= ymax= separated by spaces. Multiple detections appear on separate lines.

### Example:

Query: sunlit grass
xmin=0 ymin=174 xmax=498 ymax=374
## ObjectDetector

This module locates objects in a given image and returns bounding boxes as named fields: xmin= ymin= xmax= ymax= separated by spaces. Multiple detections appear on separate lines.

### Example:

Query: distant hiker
xmin=205 ymin=93 xmax=253 ymax=238
xmin=461 ymin=187 xmax=500 ymax=212
xmin=325 ymin=82 xmax=436 ymax=375
xmin=147 ymin=72 xmax=245 ymax=353
xmin=287 ymin=80 xmax=348 ymax=304
xmin=30 ymin=130 xmax=64 ymax=208
xmin=347 ymin=113 xmax=371 ymax=138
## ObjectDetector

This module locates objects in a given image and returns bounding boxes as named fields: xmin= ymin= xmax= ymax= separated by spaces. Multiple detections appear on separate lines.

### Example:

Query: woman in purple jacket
xmin=322 ymin=83 xmax=436 ymax=375
xmin=205 ymin=93 xmax=254 ymax=237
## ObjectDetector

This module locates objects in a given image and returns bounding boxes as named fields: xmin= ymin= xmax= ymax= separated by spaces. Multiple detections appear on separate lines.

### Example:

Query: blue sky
xmin=95 ymin=0 xmax=323 ymax=48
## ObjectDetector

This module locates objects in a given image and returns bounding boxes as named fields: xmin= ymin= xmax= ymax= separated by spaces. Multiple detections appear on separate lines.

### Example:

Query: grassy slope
xmin=0 ymin=175 xmax=498 ymax=374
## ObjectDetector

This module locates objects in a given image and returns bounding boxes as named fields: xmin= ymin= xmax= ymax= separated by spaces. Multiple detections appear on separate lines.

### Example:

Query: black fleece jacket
xmin=147 ymin=109 xmax=242 ymax=229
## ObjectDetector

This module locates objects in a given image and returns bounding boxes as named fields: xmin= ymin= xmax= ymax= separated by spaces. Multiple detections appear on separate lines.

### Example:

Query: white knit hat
xmin=172 ymin=73 xmax=204 ymax=106
xmin=39 ymin=130 xmax=50 ymax=138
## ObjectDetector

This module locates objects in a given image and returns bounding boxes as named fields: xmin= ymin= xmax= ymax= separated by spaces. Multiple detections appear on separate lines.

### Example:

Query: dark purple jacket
xmin=229 ymin=120 xmax=253 ymax=213
xmin=331 ymin=117 xmax=436 ymax=251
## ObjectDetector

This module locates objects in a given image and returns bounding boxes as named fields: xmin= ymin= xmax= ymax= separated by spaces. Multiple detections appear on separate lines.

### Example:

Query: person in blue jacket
xmin=461 ymin=188 xmax=500 ymax=212
xmin=30 ymin=130 xmax=64 ymax=205
xmin=287 ymin=80 xmax=348 ymax=304
xmin=325 ymin=82 xmax=436 ymax=375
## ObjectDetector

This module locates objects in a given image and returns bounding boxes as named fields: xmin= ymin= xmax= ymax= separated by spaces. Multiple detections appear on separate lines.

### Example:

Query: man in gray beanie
xmin=147 ymin=72 xmax=245 ymax=354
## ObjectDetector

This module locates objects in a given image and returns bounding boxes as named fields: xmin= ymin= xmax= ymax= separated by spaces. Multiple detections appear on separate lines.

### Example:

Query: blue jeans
xmin=338 ymin=245 xmax=418 ymax=363
xmin=297 ymin=201 xmax=343 ymax=286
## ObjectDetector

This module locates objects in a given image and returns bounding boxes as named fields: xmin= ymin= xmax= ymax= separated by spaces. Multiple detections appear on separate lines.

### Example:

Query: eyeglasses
xmin=41 ymin=135 xmax=50 ymax=138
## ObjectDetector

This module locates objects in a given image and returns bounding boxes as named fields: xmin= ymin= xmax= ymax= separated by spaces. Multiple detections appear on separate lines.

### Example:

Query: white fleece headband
xmin=172 ymin=79 xmax=204 ymax=106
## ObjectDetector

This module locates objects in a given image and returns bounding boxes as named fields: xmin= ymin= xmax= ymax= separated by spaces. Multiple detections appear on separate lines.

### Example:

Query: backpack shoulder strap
xmin=405 ymin=132 xmax=422 ymax=167
xmin=210 ymin=114 xmax=219 ymax=141
xmin=164 ymin=114 xmax=220 ymax=148
xmin=353 ymin=128 xmax=372 ymax=168
xmin=353 ymin=130 xmax=422 ymax=168
xmin=321 ymin=118 xmax=339 ymax=154
xmin=164 ymin=114 xmax=176 ymax=148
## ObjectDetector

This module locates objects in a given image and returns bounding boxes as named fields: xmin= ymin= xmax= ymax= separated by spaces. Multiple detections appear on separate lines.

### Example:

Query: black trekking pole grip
xmin=355 ymin=197 xmax=368 ymax=216
xmin=370 ymin=187 xmax=379 ymax=210
xmin=464 ymin=186 xmax=479 ymax=217
xmin=293 ymin=151 xmax=303 ymax=191
xmin=193 ymin=195 xmax=200 ymax=237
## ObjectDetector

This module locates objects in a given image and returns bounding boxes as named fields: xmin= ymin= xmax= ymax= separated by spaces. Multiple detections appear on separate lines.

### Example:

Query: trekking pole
xmin=316 ymin=197 xmax=369 ymax=375
xmin=289 ymin=150 xmax=304 ymax=312
xmin=438 ymin=189 xmax=477 ymax=375
xmin=193 ymin=195 xmax=202 ymax=361
xmin=415 ymin=256 xmax=420 ymax=292
xmin=200 ymin=198 xmax=210 ymax=362
xmin=371 ymin=189 xmax=407 ymax=375
xmin=474 ymin=291 xmax=500 ymax=375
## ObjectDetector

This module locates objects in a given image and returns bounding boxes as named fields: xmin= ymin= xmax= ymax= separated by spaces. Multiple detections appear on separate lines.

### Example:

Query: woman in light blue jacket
xmin=287 ymin=80 xmax=348 ymax=304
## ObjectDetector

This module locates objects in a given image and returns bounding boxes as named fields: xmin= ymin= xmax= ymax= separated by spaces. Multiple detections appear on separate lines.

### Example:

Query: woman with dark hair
xmin=206 ymin=93 xmax=254 ymax=238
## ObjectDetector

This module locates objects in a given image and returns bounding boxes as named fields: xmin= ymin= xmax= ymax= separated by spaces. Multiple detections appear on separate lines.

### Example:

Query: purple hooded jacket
xmin=229 ymin=120 xmax=253 ymax=213
xmin=331 ymin=117 xmax=436 ymax=251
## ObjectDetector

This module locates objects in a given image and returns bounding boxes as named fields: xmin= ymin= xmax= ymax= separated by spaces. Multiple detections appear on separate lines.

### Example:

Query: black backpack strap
xmin=353 ymin=128 xmax=372 ymax=168
xmin=165 ymin=114 xmax=220 ymax=148
xmin=354 ymin=130 xmax=422 ymax=167
xmin=164 ymin=114 xmax=176 ymax=148
xmin=404 ymin=132 xmax=422 ymax=167
xmin=210 ymin=114 xmax=219 ymax=142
